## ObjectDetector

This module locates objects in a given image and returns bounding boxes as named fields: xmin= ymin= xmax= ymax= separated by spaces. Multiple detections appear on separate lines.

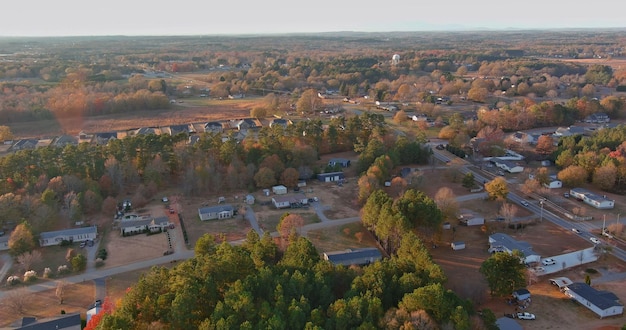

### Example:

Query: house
xmin=198 ymin=204 xmax=234 ymax=221
xmin=544 ymin=178 xmax=562 ymax=189
xmin=204 ymin=121 xmax=224 ymax=133
xmin=511 ymin=131 xmax=535 ymax=144
xmin=91 ymin=132 xmax=117 ymax=145
xmin=236 ymin=118 xmax=258 ymax=131
xmin=188 ymin=135 xmax=200 ymax=146
xmin=488 ymin=233 xmax=541 ymax=264
xmin=492 ymin=159 xmax=524 ymax=173
xmin=8 ymin=313 xmax=81 ymax=330
xmin=328 ymin=158 xmax=351 ymax=168
xmin=554 ymin=125 xmax=586 ymax=137
xmin=513 ymin=288 xmax=531 ymax=301
xmin=563 ymin=282 xmax=623 ymax=318
xmin=584 ymin=112 xmax=610 ymax=123
xmin=245 ymin=194 xmax=255 ymax=205
xmin=317 ymin=172 xmax=345 ymax=182
xmin=271 ymin=193 xmax=308 ymax=209
xmin=39 ymin=226 xmax=98 ymax=247
xmin=272 ymin=185 xmax=287 ymax=195
xmin=323 ymin=248 xmax=382 ymax=266
xmin=9 ymin=139 xmax=38 ymax=151
xmin=50 ymin=135 xmax=78 ymax=148
xmin=120 ymin=216 xmax=172 ymax=236
xmin=134 ymin=127 xmax=158 ymax=135
xmin=451 ymin=241 xmax=466 ymax=250
xmin=0 ymin=235 xmax=9 ymax=251
xmin=165 ymin=124 xmax=195 ymax=136
xmin=457 ymin=210 xmax=484 ymax=226
xmin=86 ymin=306 xmax=102 ymax=324
xmin=570 ymin=188 xmax=615 ymax=209
xmin=269 ymin=118 xmax=289 ymax=128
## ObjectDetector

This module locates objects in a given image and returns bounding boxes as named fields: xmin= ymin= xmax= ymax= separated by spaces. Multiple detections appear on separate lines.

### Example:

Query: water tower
xmin=392 ymin=54 xmax=400 ymax=65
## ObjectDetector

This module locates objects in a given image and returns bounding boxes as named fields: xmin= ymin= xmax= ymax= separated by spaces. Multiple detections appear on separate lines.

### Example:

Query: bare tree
xmin=17 ymin=250 xmax=42 ymax=272
xmin=434 ymin=187 xmax=459 ymax=220
xmin=56 ymin=280 xmax=67 ymax=304
xmin=2 ymin=288 xmax=31 ymax=315
xmin=500 ymin=202 xmax=517 ymax=229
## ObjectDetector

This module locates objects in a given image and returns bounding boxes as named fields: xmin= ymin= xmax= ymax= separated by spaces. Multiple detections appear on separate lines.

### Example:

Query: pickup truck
xmin=516 ymin=312 xmax=536 ymax=320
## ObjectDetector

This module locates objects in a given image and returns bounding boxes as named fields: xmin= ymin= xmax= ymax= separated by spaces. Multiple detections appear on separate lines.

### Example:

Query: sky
xmin=2 ymin=0 xmax=625 ymax=37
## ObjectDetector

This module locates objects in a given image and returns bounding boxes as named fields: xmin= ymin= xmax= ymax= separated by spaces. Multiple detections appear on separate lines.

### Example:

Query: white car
xmin=162 ymin=196 xmax=169 ymax=203
xmin=590 ymin=237 xmax=601 ymax=244
xmin=516 ymin=312 xmax=536 ymax=320
xmin=542 ymin=258 xmax=556 ymax=266
xmin=572 ymin=228 xmax=581 ymax=234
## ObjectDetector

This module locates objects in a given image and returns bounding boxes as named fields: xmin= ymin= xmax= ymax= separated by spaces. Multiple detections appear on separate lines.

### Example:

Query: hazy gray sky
xmin=3 ymin=0 xmax=624 ymax=36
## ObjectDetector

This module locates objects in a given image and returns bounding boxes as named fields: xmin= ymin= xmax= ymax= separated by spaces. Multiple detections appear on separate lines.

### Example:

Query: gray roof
xmin=325 ymin=248 xmax=382 ymax=264
xmin=495 ymin=317 xmax=523 ymax=330
xmin=489 ymin=233 xmax=538 ymax=257
xmin=567 ymin=282 xmax=623 ymax=310
xmin=10 ymin=313 xmax=81 ymax=330
xmin=273 ymin=193 xmax=307 ymax=204
xmin=39 ymin=226 xmax=97 ymax=239
xmin=570 ymin=188 xmax=614 ymax=203
xmin=199 ymin=204 xmax=234 ymax=214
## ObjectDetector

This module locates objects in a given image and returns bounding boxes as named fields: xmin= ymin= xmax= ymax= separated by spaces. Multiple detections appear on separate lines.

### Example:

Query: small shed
xmin=272 ymin=185 xmax=287 ymax=195
xmin=451 ymin=241 xmax=466 ymax=250
xmin=245 ymin=194 xmax=255 ymax=205
xmin=513 ymin=288 xmax=531 ymax=301
xmin=263 ymin=189 xmax=270 ymax=196
xmin=442 ymin=222 xmax=451 ymax=230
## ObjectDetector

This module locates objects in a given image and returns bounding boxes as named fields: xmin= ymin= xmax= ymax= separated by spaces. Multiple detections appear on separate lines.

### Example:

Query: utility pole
xmin=540 ymin=199 xmax=546 ymax=222
xmin=603 ymin=214 xmax=606 ymax=234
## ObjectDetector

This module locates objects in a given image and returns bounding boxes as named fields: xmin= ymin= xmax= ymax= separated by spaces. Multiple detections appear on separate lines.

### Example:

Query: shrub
xmin=95 ymin=258 xmax=105 ymax=268
xmin=23 ymin=270 xmax=37 ymax=282
xmin=7 ymin=275 xmax=21 ymax=285
xmin=585 ymin=268 xmax=598 ymax=274
xmin=97 ymin=249 xmax=108 ymax=260
xmin=43 ymin=267 xmax=52 ymax=278
xmin=58 ymin=264 xmax=70 ymax=275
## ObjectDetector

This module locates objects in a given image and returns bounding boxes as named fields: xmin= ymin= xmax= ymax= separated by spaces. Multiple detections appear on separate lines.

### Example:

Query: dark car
xmin=163 ymin=249 xmax=174 ymax=256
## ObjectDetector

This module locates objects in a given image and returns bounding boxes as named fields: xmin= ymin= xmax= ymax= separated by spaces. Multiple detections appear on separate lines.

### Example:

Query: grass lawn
xmin=307 ymin=222 xmax=378 ymax=254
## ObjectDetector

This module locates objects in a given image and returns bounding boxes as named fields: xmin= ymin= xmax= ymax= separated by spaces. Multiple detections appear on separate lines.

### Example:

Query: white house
xmin=564 ymin=283 xmax=623 ymax=318
xmin=451 ymin=241 xmax=466 ymax=250
xmin=245 ymin=194 xmax=255 ymax=205
xmin=570 ymin=188 xmax=615 ymax=209
xmin=271 ymin=193 xmax=308 ymax=209
xmin=198 ymin=204 xmax=235 ymax=221
xmin=39 ymin=226 xmax=98 ymax=247
xmin=492 ymin=159 xmax=524 ymax=173
xmin=120 ymin=216 xmax=172 ymax=236
xmin=457 ymin=210 xmax=485 ymax=226
xmin=544 ymin=178 xmax=563 ymax=189
xmin=488 ymin=233 xmax=541 ymax=264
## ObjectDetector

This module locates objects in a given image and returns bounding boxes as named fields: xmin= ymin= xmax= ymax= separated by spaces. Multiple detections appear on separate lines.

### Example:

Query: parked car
xmin=520 ymin=200 xmax=529 ymax=207
xmin=79 ymin=241 xmax=86 ymax=248
xmin=542 ymin=258 xmax=556 ymax=266
xmin=572 ymin=228 xmax=581 ymax=234
xmin=563 ymin=192 xmax=570 ymax=198
xmin=163 ymin=249 xmax=174 ymax=256
xmin=590 ymin=237 xmax=601 ymax=244
xmin=162 ymin=196 xmax=169 ymax=203
xmin=516 ymin=312 xmax=536 ymax=320
xmin=87 ymin=239 xmax=94 ymax=247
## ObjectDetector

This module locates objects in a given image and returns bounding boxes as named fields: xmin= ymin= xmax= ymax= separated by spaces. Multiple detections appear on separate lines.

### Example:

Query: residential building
xmin=204 ymin=121 xmax=224 ymax=133
xmin=328 ymin=158 xmax=351 ymax=168
xmin=269 ymin=118 xmax=289 ymax=128
xmin=235 ymin=118 xmax=258 ymax=131
xmin=272 ymin=185 xmax=288 ymax=195
xmin=569 ymin=188 xmax=615 ymax=209
xmin=563 ymin=282 xmax=623 ymax=318
xmin=39 ymin=226 xmax=98 ymax=247
xmin=323 ymin=248 xmax=382 ymax=266
xmin=50 ymin=135 xmax=78 ymax=148
xmin=544 ymin=178 xmax=563 ymax=189
xmin=317 ymin=172 xmax=345 ymax=182
xmin=271 ymin=193 xmax=308 ymax=209
xmin=7 ymin=313 xmax=81 ymax=330
xmin=165 ymin=124 xmax=195 ymax=136
xmin=120 ymin=216 xmax=172 ymax=236
xmin=9 ymin=139 xmax=38 ymax=151
xmin=198 ymin=204 xmax=234 ymax=221
xmin=584 ymin=112 xmax=610 ymax=123
xmin=488 ymin=233 xmax=541 ymax=264
xmin=134 ymin=127 xmax=158 ymax=135
xmin=492 ymin=159 xmax=524 ymax=173
xmin=91 ymin=132 xmax=117 ymax=145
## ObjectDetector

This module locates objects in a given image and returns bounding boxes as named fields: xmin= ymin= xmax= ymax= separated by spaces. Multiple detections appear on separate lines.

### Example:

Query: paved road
xmin=245 ymin=205 xmax=263 ymax=235
xmin=431 ymin=148 xmax=626 ymax=263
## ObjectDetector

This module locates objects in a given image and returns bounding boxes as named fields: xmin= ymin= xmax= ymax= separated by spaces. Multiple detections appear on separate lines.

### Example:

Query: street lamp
xmin=539 ymin=199 xmax=546 ymax=222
